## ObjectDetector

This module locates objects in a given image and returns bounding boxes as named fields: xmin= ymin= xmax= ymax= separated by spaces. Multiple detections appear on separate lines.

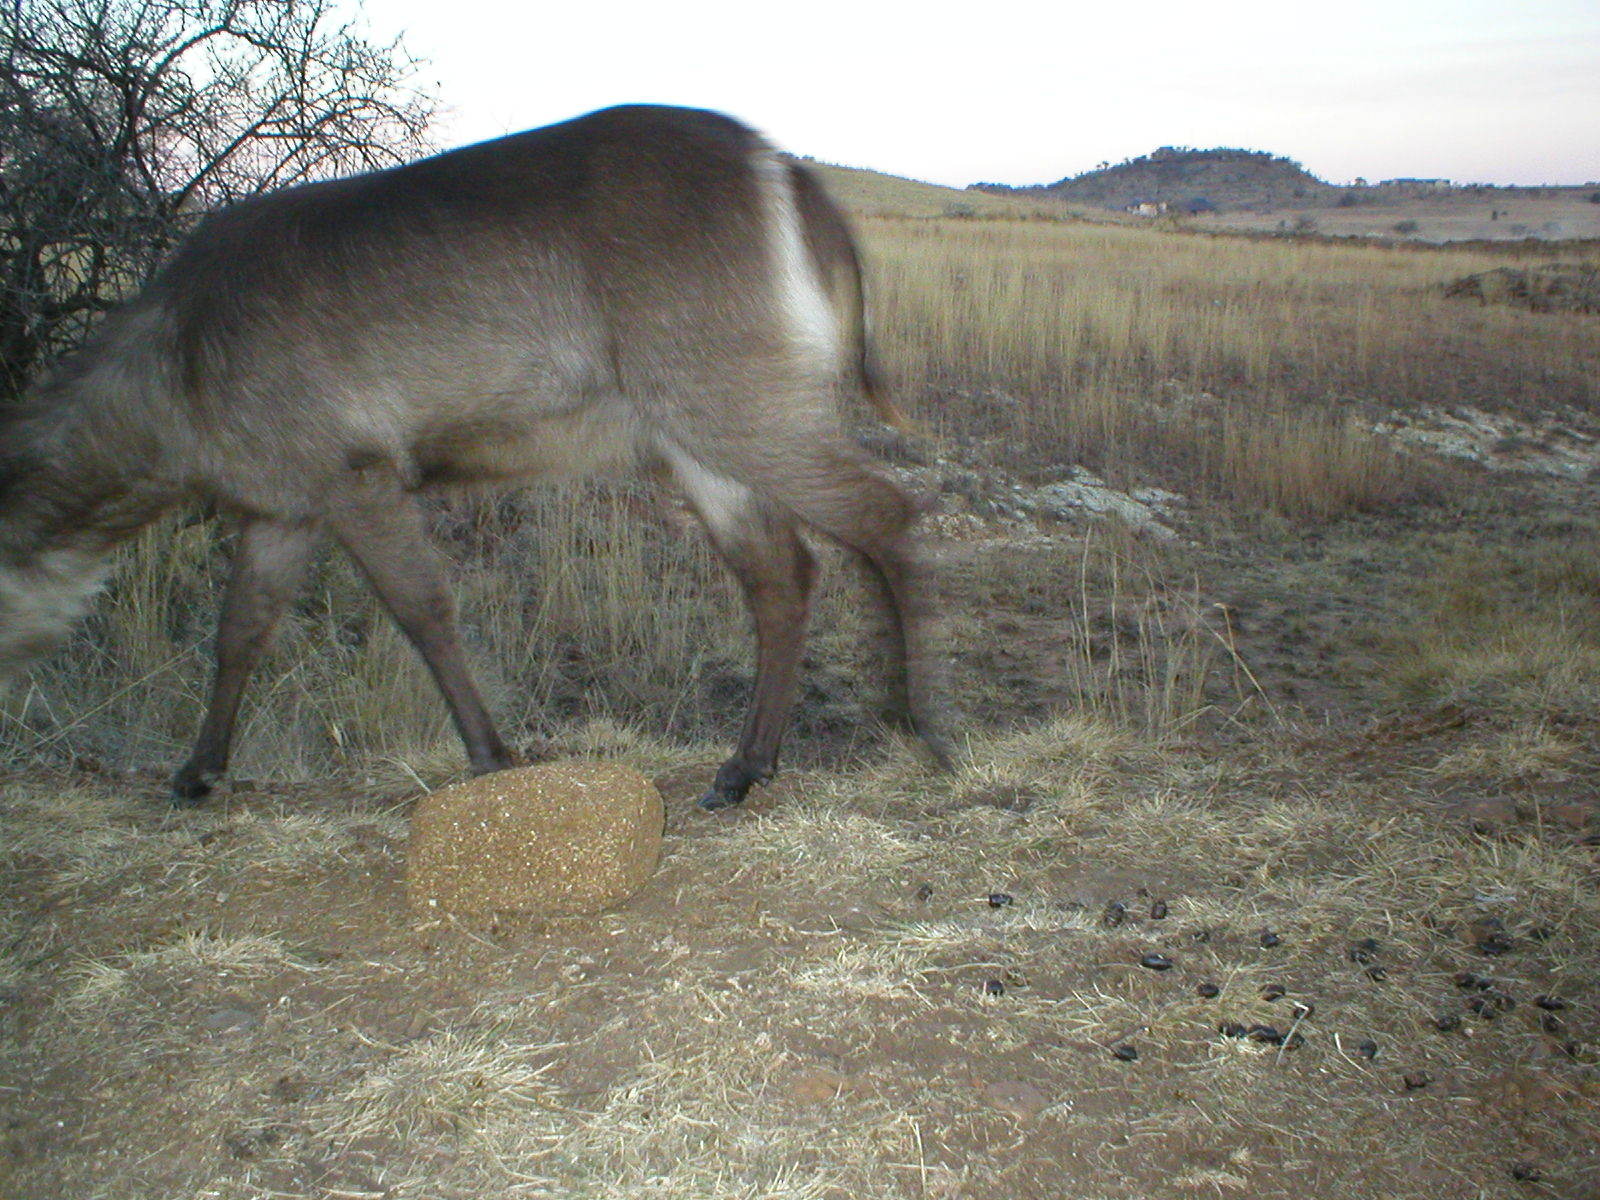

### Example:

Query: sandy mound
xmin=407 ymin=761 xmax=664 ymax=918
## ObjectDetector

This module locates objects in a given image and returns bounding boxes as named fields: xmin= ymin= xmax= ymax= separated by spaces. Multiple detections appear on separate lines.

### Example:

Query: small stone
xmin=981 ymin=978 xmax=1006 ymax=997
xmin=1356 ymin=1038 xmax=1379 ymax=1059
xmin=1402 ymin=1071 xmax=1433 ymax=1091
xmin=1453 ymin=794 xmax=1519 ymax=835
xmin=1150 ymin=900 xmax=1168 ymax=920
xmin=1102 ymin=901 xmax=1127 ymax=928
xmin=787 ymin=1069 xmax=854 ymax=1104
xmin=986 ymin=892 xmax=1014 ymax=908
xmin=1111 ymin=1043 xmax=1139 ymax=1062
xmin=201 ymin=1006 xmax=261 ymax=1034
xmin=1510 ymin=1162 xmax=1543 ymax=1183
xmin=1247 ymin=1024 xmax=1283 ymax=1044
xmin=981 ymin=1079 xmax=1052 ymax=1120
xmin=1258 ymin=929 xmax=1281 ymax=949
xmin=1433 ymin=1014 xmax=1462 ymax=1033
xmin=1260 ymin=984 xmax=1286 ymax=1002
xmin=1139 ymin=952 xmax=1174 ymax=971
xmin=1544 ymin=801 xmax=1595 ymax=832
xmin=1197 ymin=982 xmax=1221 ymax=999
xmin=915 ymin=883 xmax=934 ymax=903
xmin=222 ymin=1125 xmax=285 ymax=1160
xmin=1534 ymin=994 xmax=1567 ymax=1011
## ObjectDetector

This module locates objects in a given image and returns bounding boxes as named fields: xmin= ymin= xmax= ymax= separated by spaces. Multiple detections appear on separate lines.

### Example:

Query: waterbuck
xmin=0 ymin=104 xmax=952 ymax=810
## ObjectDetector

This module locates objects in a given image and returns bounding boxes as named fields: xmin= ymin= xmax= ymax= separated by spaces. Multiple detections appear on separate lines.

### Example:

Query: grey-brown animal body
xmin=0 ymin=104 xmax=951 ymax=809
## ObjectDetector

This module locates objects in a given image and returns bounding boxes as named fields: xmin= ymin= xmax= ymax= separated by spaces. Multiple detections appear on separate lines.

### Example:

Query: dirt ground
xmin=3 ymin=399 xmax=1599 ymax=1198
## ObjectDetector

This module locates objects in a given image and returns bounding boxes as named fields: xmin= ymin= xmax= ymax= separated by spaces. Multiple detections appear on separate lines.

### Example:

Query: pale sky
xmin=366 ymin=0 xmax=1600 ymax=187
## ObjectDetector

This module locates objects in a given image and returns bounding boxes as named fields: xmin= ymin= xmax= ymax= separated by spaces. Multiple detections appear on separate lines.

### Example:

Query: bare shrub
xmin=0 ymin=0 xmax=433 ymax=397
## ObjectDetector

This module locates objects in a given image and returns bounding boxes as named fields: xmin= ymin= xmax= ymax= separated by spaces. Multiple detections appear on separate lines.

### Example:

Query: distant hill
xmin=797 ymin=159 xmax=1068 ymax=220
xmin=981 ymin=147 xmax=1337 ymax=213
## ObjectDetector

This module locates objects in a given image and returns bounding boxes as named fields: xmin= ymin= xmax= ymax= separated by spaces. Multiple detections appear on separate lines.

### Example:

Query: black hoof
xmin=697 ymin=760 xmax=767 ymax=812
xmin=698 ymin=784 xmax=748 ymax=812
xmin=170 ymin=766 xmax=218 ymax=808
xmin=921 ymin=730 xmax=959 ymax=773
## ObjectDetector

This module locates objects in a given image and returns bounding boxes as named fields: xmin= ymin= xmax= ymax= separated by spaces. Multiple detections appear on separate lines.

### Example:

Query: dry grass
xmin=4 ymin=173 xmax=1600 ymax=1199
xmin=1373 ymin=533 xmax=1600 ymax=725
xmin=861 ymin=214 xmax=1596 ymax=518
xmin=4 ymin=707 xmax=1598 ymax=1197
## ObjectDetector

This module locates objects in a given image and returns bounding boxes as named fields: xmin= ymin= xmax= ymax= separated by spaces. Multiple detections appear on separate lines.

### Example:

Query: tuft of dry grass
xmin=313 ymin=1027 xmax=567 ymax=1145
xmin=1372 ymin=534 xmax=1600 ymax=725
xmin=60 ymin=931 xmax=301 ymax=1014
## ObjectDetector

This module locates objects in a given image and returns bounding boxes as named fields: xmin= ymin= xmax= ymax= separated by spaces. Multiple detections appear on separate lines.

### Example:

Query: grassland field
xmin=2 ymin=164 xmax=1599 ymax=1198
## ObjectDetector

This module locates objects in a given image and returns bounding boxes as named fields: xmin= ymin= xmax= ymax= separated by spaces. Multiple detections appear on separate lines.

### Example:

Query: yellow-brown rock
xmin=407 ymin=761 xmax=663 ymax=918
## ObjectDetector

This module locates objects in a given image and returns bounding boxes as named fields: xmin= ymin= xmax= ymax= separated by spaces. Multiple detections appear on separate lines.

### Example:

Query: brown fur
xmin=0 ymin=104 xmax=951 ymax=808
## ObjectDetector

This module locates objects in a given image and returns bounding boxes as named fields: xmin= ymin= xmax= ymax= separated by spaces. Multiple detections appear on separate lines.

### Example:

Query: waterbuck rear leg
xmin=761 ymin=442 xmax=956 ymax=772
xmin=173 ymin=519 xmax=318 ymax=805
xmin=326 ymin=479 xmax=512 ymax=777
xmin=668 ymin=455 xmax=818 ymax=811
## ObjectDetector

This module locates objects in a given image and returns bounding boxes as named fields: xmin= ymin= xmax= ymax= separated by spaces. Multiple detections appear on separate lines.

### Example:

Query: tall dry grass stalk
xmin=860 ymin=214 xmax=1599 ymax=486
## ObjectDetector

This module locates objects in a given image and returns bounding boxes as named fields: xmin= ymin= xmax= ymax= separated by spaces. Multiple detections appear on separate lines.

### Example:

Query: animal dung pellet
xmin=407 ymin=761 xmax=663 ymax=918
xmin=1111 ymin=1043 xmax=1139 ymax=1062
xmin=1197 ymin=982 xmax=1221 ymax=999
xmin=1475 ymin=933 xmax=1514 ymax=956
xmin=1139 ymin=952 xmax=1174 ymax=971
xmin=986 ymin=892 xmax=1014 ymax=908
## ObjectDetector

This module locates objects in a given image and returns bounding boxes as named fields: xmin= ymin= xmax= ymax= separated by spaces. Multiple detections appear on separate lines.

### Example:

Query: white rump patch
xmin=758 ymin=154 xmax=838 ymax=367
xmin=658 ymin=444 xmax=757 ymax=539
xmin=0 ymin=547 xmax=113 ymax=681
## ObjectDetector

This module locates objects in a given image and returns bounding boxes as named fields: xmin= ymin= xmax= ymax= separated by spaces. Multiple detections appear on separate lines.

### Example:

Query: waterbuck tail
xmin=785 ymin=160 xmax=915 ymax=433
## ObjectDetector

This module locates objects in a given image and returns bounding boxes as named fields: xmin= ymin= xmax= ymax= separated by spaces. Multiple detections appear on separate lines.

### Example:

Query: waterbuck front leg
xmin=173 ymin=518 xmax=318 ymax=805
xmin=325 ymin=477 xmax=513 ymax=777
xmin=667 ymin=454 xmax=817 ymax=811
